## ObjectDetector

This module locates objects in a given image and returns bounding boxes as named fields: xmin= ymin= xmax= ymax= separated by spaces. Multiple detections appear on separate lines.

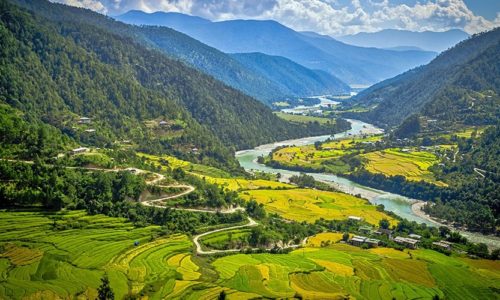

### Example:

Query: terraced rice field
xmin=239 ymin=189 xmax=396 ymax=226
xmin=199 ymin=228 xmax=251 ymax=250
xmin=1 ymin=212 xmax=499 ymax=299
xmin=361 ymin=148 xmax=446 ymax=186
xmin=203 ymin=176 xmax=294 ymax=191
xmin=271 ymin=135 xmax=382 ymax=172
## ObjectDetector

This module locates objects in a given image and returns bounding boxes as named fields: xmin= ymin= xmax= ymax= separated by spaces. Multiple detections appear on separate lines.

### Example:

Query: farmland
xmin=361 ymin=148 xmax=446 ymax=186
xmin=239 ymin=189 xmax=396 ymax=226
xmin=270 ymin=135 xmax=382 ymax=173
xmin=274 ymin=112 xmax=335 ymax=124
xmin=1 ymin=211 xmax=499 ymax=299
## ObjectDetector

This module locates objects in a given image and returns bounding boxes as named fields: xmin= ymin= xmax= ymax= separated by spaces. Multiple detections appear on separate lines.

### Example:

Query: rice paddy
xmin=239 ymin=189 xmax=396 ymax=225
xmin=361 ymin=148 xmax=446 ymax=185
xmin=1 ymin=211 xmax=499 ymax=299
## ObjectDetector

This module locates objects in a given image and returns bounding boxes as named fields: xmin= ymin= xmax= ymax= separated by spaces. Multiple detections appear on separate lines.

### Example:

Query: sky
xmin=52 ymin=0 xmax=500 ymax=36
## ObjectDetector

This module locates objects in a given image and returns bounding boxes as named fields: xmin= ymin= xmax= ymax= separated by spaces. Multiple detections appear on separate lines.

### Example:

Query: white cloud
xmin=52 ymin=0 xmax=500 ymax=35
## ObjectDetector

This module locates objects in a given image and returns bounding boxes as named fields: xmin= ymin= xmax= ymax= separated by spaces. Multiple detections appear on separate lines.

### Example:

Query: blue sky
xmin=53 ymin=0 xmax=500 ymax=35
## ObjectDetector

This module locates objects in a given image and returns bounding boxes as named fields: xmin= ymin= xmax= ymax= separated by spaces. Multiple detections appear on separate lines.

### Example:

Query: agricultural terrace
xmin=137 ymin=153 xmax=231 ymax=178
xmin=274 ymin=112 xmax=335 ymax=124
xmin=1 ymin=211 xmax=499 ymax=299
xmin=271 ymin=135 xmax=382 ymax=173
xmin=360 ymin=148 xmax=446 ymax=186
xmin=199 ymin=228 xmax=252 ymax=250
xmin=239 ymin=189 xmax=396 ymax=226
xmin=203 ymin=176 xmax=294 ymax=192
xmin=211 ymin=243 xmax=500 ymax=299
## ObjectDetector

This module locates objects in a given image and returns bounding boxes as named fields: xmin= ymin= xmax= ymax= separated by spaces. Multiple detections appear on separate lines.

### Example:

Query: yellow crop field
xmin=307 ymin=232 xmax=345 ymax=247
xmin=203 ymin=176 xmax=294 ymax=191
xmin=361 ymin=148 xmax=446 ymax=186
xmin=239 ymin=189 xmax=396 ymax=225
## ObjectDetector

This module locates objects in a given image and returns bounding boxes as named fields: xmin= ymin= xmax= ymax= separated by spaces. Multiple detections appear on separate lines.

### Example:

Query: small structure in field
xmin=409 ymin=234 xmax=422 ymax=240
xmin=359 ymin=226 xmax=372 ymax=235
xmin=432 ymin=240 xmax=452 ymax=251
xmin=348 ymin=216 xmax=363 ymax=222
xmin=365 ymin=238 xmax=380 ymax=247
xmin=393 ymin=236 xmax=419 ymax=249
xmin=71 ymin=147 xmax=89 ymax=155
xmin=84 ymin=129 xmax=96 ymax=133
xmin=350 ymin=236 xmax=367 ymax=247
xmin=78 ymin=117 xmax=91 ymax=124
xmin=159 ymin=120 xmax=168 ymax=126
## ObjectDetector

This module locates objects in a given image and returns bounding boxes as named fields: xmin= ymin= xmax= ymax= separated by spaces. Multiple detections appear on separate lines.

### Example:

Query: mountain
xmin=116 ymin=11 xmax=437 ymax=85
xmin=137 ymin=26 xmax=349 ymax=104
xmin=230 ymin=53 xmax=350 ymax=98
xmin=338 ymin=29 xmax=469 ymax=53
xmin=348 ymin=28 xmax=500 ymax=129
xmin=1 ymin=0 xmax=349 ymax=171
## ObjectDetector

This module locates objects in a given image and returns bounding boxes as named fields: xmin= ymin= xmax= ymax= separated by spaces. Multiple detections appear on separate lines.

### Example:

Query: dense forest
xmin=0 ymin=0 xmax=349 ymax=172
xmin=347 ymin=27 xmax=500 ymax=129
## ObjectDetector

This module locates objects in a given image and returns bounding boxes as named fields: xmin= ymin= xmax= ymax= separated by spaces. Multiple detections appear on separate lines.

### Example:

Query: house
xmin=348 ymin=216 xmax=363 ymax=222
xmin=365 ymin=238 xmax=380 ymax=247
xmin=78 ymin=117 xmax=91 ymax=124
xmin=84 ymin=129 xmax=96 ymax=133
xmin=408 ymin=234 xmax=422 ymax=240
xmin=71 ymin=147 xmax=89 ymax=155
xmin=374 ymin=228 xmax=393 ymax=238
xmin=393 ymin=236 xmax=419 ymax=249
xmin=359 ymin=226 xmax=372 ymax=235
xmin=191 ymin=147 xmax=199 ymax=153
xmin=159 ymin=120 xmax=168 ymax=126
xmin=350 ymin=236 xmax=367 ymax=247
xmin=432 ymin=241 xmax=452 ymax=251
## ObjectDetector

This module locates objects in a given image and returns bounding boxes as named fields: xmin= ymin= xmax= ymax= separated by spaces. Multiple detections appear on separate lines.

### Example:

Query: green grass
xmin=274 ymin=112 xmax=336 ymax=124
xmin=199 ymin=228 xmax=251 ymax=250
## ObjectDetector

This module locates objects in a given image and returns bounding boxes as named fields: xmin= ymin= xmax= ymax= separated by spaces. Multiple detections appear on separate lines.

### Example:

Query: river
xmin=235 ymin=119 xmax=500 ymax=249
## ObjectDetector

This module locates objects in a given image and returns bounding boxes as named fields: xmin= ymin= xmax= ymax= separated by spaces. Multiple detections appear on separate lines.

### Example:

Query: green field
xmin=274 ymin=112 xmax=335 ymax=124
xmin=239 ymin=189 xmax=396 ymax=226
xmin=271 ymin=135 xmax=382 ymax=173
xmin=199 ymin=228 xmax=252 ymax=250
xmin=361 ymin=148 xmax=446 ymax=186
xmin=1 ymin=211 xmax=499 ymax=299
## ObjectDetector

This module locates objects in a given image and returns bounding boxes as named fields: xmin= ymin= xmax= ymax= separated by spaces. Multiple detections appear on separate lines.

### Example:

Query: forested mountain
xmin=137 ymin=26 xmax=349 ymax=104
xmin=0 ymin=0 xmax=350 ymax=171
xmin=337 ymin=29 xmax=469 ymax=53
xmin=231 ymin=53 xmax=350 ymax=98
xmin=116 ymin=10 xmax=437 ymax=85
xmin=349 ymin=28 xmax=500 ymax=129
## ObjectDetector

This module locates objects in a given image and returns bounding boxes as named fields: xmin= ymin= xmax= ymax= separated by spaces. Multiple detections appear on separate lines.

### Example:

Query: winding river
xmin=236 ymin=119 xmax=500 ymax=249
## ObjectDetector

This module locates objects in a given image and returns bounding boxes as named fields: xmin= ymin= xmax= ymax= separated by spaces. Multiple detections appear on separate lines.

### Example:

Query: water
xmin=236 ymin=119 xmax=500 ymax=248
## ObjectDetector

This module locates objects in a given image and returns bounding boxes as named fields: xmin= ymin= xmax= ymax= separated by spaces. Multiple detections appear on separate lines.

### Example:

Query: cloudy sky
xmin=53 ymin=0 xmax=500 ymax=35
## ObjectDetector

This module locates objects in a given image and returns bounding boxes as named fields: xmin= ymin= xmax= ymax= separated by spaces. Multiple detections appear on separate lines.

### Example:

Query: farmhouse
xmin=365 ymin=238 xmax=380 ymax=247
xmin=374 ymin=228 xmax=393 ymax=238
xmin=350 ymin=236 xmax=367 ymax=246
xmin=408 ymin=234 xmax=422 ymax=240
xmin=359 ymin=226 xmax=373 ymax=235
xmin=432 ymin=241 xmax=453 ymax=251
xmin=84 ymin=129 xmax=96 ymax=133
xmin=348 ymin=216 xmax=363 ymax=222
xmin=78 ymin=117 xmax=91 ymax=124
xmin=71 ymin=147 xmax=89 ymax=155
xmin=159 ymin=120 xmax=168 ymax=126
xmin=393 ymin=236 xmax=419 ymax=249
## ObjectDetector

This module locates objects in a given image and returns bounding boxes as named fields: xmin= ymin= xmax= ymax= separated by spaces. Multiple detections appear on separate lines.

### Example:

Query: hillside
xmin=349 ymin=28 xmax=500 ymax=129
xmin=231 ymin=53 xmax=350 ymax=98
xmin=0 ymin=0 xmax=350 ymax=171
xmin=116 ymin=11 xmax=437 ymax=85
xmin=338 ymin=29 xmax=469 ymax=53
xmin=137 ymin=26 xmax=349 ymax=104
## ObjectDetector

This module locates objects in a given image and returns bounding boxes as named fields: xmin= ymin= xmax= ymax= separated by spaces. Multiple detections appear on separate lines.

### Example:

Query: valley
xmin=0 ymin=0 xmax=499 ymax=299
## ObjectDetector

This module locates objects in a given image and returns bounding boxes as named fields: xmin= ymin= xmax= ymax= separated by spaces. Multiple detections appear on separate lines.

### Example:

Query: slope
xmin=349 ymin=28 xmax=500 ymax=128
xmin=1 ymin=0 xmax=348 ymax=171
xmin=116 ymin=11 xmax=437 ymax=85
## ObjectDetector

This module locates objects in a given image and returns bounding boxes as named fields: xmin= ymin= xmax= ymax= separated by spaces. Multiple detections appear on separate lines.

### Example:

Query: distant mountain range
xmin=137 ymin=26 xmax=349 ymax=105
xmin=337 ymin=29 xmax=469 ymax=53
xmin=116 ymin=10 xmax=437 ymax=85
xmin=349 ymin=28 xmax=500 ymax=129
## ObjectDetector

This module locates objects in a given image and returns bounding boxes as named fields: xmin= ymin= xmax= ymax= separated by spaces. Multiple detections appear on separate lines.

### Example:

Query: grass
xmin=1 ymin=212 xmax=499 ymax=299
xmin=239 ymin=189 xmax=396 ymax=226
xmin=274 ymin=112 xmax=335 ymax=124
xmin=361 ymin=148 xmax=446 ymax=186
xmin=199 ymin=228 xmax=251 ymax=250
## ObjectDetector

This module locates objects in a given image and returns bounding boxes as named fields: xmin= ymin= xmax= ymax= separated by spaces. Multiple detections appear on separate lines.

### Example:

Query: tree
xmin=379 ymin=219 xmax=390 ymax=229
xmin=218 ymin=290 xmax=226 ymax=300
xmin=342 ymin=232 xmax=349 ymax=242
xmin=97 ymin=274 xmax=114 ymax=300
